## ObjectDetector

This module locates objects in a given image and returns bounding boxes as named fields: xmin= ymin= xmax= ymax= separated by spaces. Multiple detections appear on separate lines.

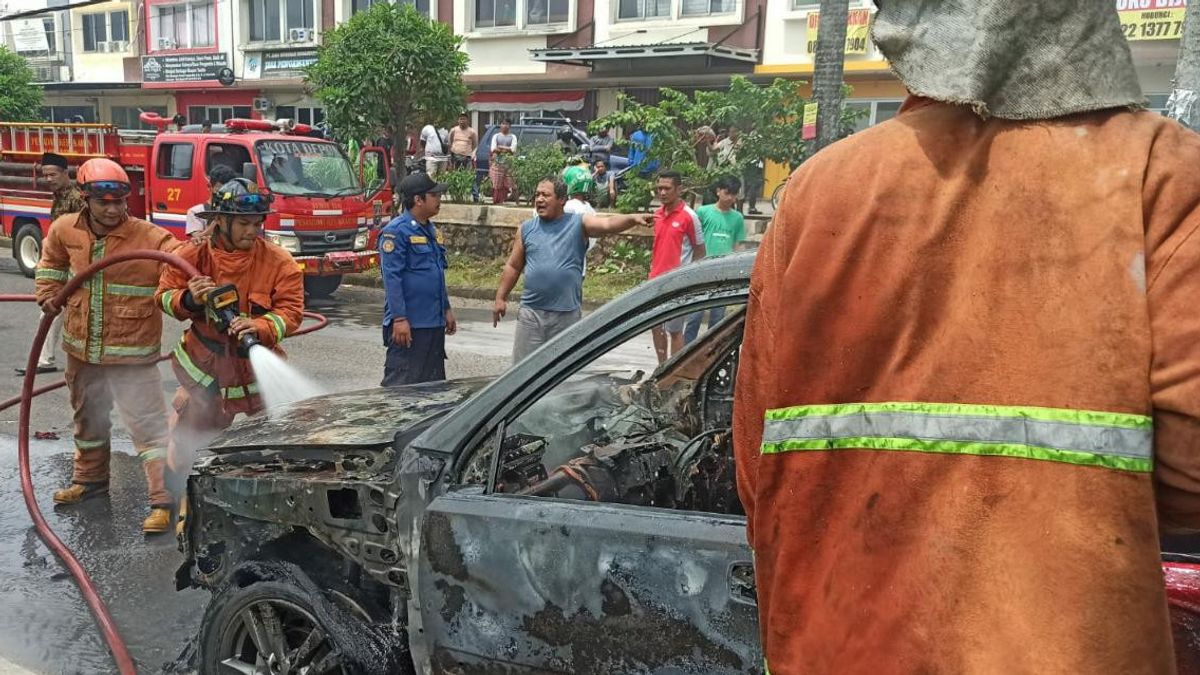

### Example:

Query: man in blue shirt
xmin=628 ymin=128 xmax=658 ymax=178
xmin=379 ymin=173 xmax=457 ymax=385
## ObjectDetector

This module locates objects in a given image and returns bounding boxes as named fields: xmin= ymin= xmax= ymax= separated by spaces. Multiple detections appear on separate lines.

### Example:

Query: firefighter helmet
xmin=76 ymin=158 xmax=131 ymax=201
xmin=198 ymin=178 xmax=273 ymax=220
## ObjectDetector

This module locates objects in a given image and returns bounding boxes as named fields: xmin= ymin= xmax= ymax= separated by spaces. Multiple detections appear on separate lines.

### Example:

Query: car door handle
xmin=155 ymin=202 xmax=168 ymax=210
xmin=729 ymin=562 xmax=757 ymax=606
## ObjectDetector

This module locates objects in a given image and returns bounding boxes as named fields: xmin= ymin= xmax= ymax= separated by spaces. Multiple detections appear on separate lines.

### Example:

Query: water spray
xmin=0 ymin=253 xmax=330 ymax=673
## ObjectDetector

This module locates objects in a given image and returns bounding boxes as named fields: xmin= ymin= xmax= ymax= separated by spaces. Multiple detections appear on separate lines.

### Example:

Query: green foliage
xmin=614 ymin=176 xmax=654 ymax=214
xmin=507 ymin=143 xmax=567 ymax=204
xmin=0 ymin=47 xmax=43 ymax=122
xmin=442 ymin=168 xmax=476 ymax=203
xmin=306 ymin=3 xmax=468 ymax=167
xmin=593 ymin=239 xmax=651 ymax=275
xmin=356 ymin=151 xmax=385 ymax=193
xmin=591 ymin=76 xmax=865 ymax=186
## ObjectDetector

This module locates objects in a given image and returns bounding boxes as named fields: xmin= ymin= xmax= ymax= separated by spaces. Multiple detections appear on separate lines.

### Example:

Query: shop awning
xmin=530 ymin=41 xmax=758 ymax=68
xmin=467 ymin=90 xmax=586 ymax=112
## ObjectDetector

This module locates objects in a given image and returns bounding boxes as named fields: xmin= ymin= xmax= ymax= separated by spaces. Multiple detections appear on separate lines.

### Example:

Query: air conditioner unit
xmin=156 ymin=37 xmax=175 ymax=50
xmin=59 ymin=65 xmax=71 ymax=81
xmin=112 ymin=40 xmax=129 ymax=52
xmin=96 ymin=41 xmax=110 ymax=52
xmin=253 ymin=97 xmax=272 ymax=112
xmin=287 ymin=27 xmax=311 ymax=42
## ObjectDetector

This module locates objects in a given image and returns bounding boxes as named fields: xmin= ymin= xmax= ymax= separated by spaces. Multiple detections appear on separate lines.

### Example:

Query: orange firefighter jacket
xmin=734 ymin=98 xmax=1199 ymax=674
xmin=156 ymin=238 xmax=304 ymax=415
xmin=35 ymin=210 xmax=179 ymax=365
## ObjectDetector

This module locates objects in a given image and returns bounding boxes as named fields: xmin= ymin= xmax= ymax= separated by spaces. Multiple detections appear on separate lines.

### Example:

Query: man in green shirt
xmin=684 ymin=175 xmax=746 ymax=343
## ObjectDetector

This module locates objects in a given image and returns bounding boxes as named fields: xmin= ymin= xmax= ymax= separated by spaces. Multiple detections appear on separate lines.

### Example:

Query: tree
xmin=812 ymin=0 xmax=850 ymax=152
xmin=0 ymin=47 xmax=43 ymax=122
xmin=306 ymin=3 xmax=469 ymax=169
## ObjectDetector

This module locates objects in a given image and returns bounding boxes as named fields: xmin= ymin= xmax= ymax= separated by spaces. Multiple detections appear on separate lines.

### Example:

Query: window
xmin=1148 ymin=93 xmax=1170 ymax=115
xmin=476 ymin=0 xmax=517 ymax=27
xmin=526 ymin=0 xmax=567 ymax=24
xmin=353 ymin=0 xmax=427 ymax=14
xmin=249 ymin=0 xmax=283 ymax=41
xmin=205 ymin=143 xmax=253 ymax=176
xmin=42 ymin=106 xmax=97 ymax=123
xmin=286 ymin=0 xmax=313 ymax=29
xmin=617 ymin=0 xmax=670 ymax=20
xmin=843 ymin=99 xmax=904 ymax=132
xmin=681 ymin=0 xmax=734 ymax=16
xmin=110 ymin=10 xmax=128 ymax=42
xmin=274 ymin=106 xmax=325 ymax=126
xmin=188 ymin=106 xmax=253 ymax=124
xmin=81 ymin=13 xmax=106 ymax=52
xmin=152 ymin=2 xmax=213 ymax=49
xmin=43 ymin=17 xmax=58 ymax=54
xmin=111 ymin=105 xmax=168 ymax=131
xmin=157 ymin=143 xmax=195 ymax=179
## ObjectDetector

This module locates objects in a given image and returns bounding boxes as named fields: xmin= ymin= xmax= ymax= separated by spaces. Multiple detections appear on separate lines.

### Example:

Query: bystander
xmin=448 ymin=113 xmax=478 ymax=171
xmin=649 ymin=171 xmax=706 ymax=362
xmin=684 ymin=175 xmax=746 ymax=343
xmin=592 ymin=159 xmax=617 ymax=208
xmin=493 ymin=177 xmax=651 ymax=363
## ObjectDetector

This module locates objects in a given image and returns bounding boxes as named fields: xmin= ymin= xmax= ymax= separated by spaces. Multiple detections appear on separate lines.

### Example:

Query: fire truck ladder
xmin=0 ymin=122 xmax=121 ymax=160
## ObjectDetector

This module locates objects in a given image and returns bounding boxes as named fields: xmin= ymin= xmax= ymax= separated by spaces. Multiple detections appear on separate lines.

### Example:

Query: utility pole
xmin=812 ymin=0 xmax=850 ymax=152
xmin=1168 ymin=0 xmax=1200 ymax=128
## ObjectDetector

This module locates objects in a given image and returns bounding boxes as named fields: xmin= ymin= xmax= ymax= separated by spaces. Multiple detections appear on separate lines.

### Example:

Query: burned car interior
xmin=460 ymin=305 xmax=745 ymax=516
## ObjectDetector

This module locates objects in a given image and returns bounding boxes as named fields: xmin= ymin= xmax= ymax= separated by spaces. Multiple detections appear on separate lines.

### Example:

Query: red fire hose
xmin=2 ymin=251 xmax=329 ymax=674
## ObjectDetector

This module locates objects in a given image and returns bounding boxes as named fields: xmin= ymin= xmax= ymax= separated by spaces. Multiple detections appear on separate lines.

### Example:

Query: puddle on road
xmin=0 ymin=437 xmax=207 ymax=674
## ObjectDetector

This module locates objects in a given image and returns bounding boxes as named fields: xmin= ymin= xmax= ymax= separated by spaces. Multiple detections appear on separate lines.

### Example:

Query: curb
xmin=341 ymin=274 xmax=609 ymax=310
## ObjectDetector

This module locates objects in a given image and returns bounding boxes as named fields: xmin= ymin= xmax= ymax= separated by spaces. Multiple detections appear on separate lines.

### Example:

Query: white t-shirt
xmin=564 ymin=198 xmax=595 ymax=217
xmin=185 ymin=202 xmax=207 ymax=235
xmin=420 ymin=124 xmax=444 ymax=157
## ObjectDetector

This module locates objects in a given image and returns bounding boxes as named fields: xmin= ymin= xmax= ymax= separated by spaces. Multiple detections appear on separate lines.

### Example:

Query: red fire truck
xmin=0 ymin=118 xmax=392 ymax=297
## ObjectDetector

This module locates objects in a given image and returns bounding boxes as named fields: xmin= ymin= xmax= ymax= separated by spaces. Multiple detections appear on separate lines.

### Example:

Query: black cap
xmin=399 ymin=172 xmax=448 ymax=198
xmin=40 ymin=152 xmax=68 ymax=170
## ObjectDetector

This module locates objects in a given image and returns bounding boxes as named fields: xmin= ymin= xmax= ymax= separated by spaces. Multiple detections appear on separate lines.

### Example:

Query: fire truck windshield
xmin=256 ymin=139 xmax=362 ymax=198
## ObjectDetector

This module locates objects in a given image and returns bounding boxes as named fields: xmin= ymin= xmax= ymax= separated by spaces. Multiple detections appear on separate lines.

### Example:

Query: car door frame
xmin=405 ymin=254 xmax=761 ymax=674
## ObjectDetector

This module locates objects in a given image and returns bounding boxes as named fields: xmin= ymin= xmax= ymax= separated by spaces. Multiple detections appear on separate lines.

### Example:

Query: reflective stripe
xmin=35 ymin=268 xmax=68 ymax=281
xmin=62 ymin=332 xmax=84 ymax=351
xmin=761 ymin=402 xmax=1153 ymax=473
xmin=103 ymin=344 xmax=160 ymax=357
xmin=86 ymin=240 xmax=106 ymax=363
xmin=173 ymin=339 xmax=215 ymax=388
xmin=140 ymin=447 xmax=167 ymax=463
xmin=221 ymin=382 xmax=260 ymax=400
xmin=107 ymin=283 xmax=156 ymax=297
xmin=160 ymin=290 xmax=177 ymax=319
xmin=264 ymin=313 xmax=286 ymax=342
xmin=75 ymin=438 xmax=109 ymax=450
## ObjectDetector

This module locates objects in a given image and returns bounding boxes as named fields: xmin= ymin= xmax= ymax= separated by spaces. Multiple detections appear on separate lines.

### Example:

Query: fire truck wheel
xmin=13 ymin=223 xmax=42 ymax=279
xmin=304 ymin=275 xmax=342 ymax=299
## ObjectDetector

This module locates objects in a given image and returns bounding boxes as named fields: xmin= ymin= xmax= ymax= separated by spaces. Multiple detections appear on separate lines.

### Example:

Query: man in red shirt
xmin=649 ymin=171 xmax=705 ymax=362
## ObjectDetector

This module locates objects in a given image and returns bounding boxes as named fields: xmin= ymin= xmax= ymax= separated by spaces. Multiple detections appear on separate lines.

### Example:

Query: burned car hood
xmin=205 ymin=379 xmax=491 ymax=452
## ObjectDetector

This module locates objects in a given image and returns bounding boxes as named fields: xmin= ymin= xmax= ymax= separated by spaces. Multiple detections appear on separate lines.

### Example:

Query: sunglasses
xmin=82 ymin=181 xmax=131 ymax=200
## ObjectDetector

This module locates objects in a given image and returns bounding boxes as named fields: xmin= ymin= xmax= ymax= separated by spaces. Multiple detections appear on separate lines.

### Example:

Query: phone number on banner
xmin=1119 ymin=8 xmax=1186 ymax=41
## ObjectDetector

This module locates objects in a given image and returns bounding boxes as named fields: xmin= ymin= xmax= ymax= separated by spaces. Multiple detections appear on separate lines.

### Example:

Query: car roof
xmin=411 ymin=252 xmax=756 ymax=457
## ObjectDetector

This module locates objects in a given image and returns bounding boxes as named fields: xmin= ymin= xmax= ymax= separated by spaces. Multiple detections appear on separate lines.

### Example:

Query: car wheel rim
xmin=218 ymin=598 xmax=345 ymax=675
xmin=19 ymin=236 xmax=40 ymax=270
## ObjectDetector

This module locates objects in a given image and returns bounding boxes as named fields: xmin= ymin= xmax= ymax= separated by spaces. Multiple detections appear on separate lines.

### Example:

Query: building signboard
xmin=1117 ymin=0 xmax=1187 ymax=41
xmin=141 ymin=53 xmax=228 ymax=83
xmin=806 ymin=9 xmax=872 ymax=56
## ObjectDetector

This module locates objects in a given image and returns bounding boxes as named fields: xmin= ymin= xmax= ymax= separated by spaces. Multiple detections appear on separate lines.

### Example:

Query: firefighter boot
xmin=143 ymin=507 xmax=171 ymax=534
xmin=53 ymin=482 xmax=109 ymax=505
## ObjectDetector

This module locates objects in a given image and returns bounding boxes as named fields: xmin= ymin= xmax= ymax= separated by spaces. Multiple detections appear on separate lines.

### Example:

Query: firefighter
xmin=156 ymin=178 xmax=304 ymax=480
xmin=34 ymin=158 xmax=179 ymax=534
xmin=16 ymin=152 xmax=86 ymax=376
xmin=734 ymin=2 xmax=1199 ymax=673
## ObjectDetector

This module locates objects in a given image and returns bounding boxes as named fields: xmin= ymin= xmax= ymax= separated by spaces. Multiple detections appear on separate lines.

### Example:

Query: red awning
xmin=467 ymin=90 xmax=585 ymax=112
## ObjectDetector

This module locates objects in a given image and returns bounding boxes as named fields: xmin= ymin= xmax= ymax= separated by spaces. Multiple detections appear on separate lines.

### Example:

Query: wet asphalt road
xmin=0 ymin=255 xmax=520 ymax=674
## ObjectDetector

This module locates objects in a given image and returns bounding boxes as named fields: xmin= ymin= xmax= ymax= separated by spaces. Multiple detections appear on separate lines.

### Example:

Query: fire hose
xmin=0 ymin=250 xmax=329 ymax=674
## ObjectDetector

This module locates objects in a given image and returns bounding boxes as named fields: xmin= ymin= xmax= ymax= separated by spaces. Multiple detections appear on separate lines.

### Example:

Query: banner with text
xmin=1117 ymin=0 xmax=1187 ymax=41
xmin=806 ymin=9 xmax=872 ymax=56
xmin=142 ymin=53 xmax=228 ymax=83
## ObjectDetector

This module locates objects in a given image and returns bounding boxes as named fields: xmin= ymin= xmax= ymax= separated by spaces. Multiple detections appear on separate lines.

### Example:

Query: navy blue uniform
xmin=379 ymin=211 xmax=450 ymax=385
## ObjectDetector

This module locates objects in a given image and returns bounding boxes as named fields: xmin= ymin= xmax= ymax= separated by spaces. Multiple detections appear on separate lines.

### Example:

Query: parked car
xmin=474 ymin=122 xmax=630 ymax=186
xmin=176 ymin=253 xmax=1200 ymax=675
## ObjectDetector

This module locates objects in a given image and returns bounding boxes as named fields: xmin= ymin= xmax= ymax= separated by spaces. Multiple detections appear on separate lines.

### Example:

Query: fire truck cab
xmin=1 ymin=119 xmax=392 ymax=298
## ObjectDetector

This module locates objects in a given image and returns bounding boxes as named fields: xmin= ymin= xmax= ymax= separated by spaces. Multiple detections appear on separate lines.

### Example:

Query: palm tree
xmin=812 ymin=0 xmax=850 ymax=152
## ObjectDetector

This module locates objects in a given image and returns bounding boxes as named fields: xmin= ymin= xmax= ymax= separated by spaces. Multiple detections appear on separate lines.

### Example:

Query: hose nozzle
xmin=205 ymin=283 xmax=260 ymax=357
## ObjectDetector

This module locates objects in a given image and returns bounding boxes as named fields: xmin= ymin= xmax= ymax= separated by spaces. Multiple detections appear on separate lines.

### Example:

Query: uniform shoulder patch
xmin=381 ymin=238 xmax=396 ymax=253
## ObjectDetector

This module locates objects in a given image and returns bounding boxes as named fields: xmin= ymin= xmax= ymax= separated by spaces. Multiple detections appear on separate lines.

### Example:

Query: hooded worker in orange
xmin=734 ymin=2 xmax=1199 ymax=673
xmin=156 ymin=178 xmax=303 ymax=481
xmin=34 ymin=158 xmax=180 ymax=534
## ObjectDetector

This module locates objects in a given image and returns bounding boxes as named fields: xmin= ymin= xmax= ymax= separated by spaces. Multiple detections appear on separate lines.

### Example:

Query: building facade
xmin=6 ymin=0 xmax=1187 ymax=147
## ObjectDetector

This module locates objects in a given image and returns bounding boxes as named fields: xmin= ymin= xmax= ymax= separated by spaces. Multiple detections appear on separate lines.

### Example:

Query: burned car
xmin=179 ymin=253 xmax=761 ymax=674
xmin=178 ymin=252 xmax=1200 ymax=675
